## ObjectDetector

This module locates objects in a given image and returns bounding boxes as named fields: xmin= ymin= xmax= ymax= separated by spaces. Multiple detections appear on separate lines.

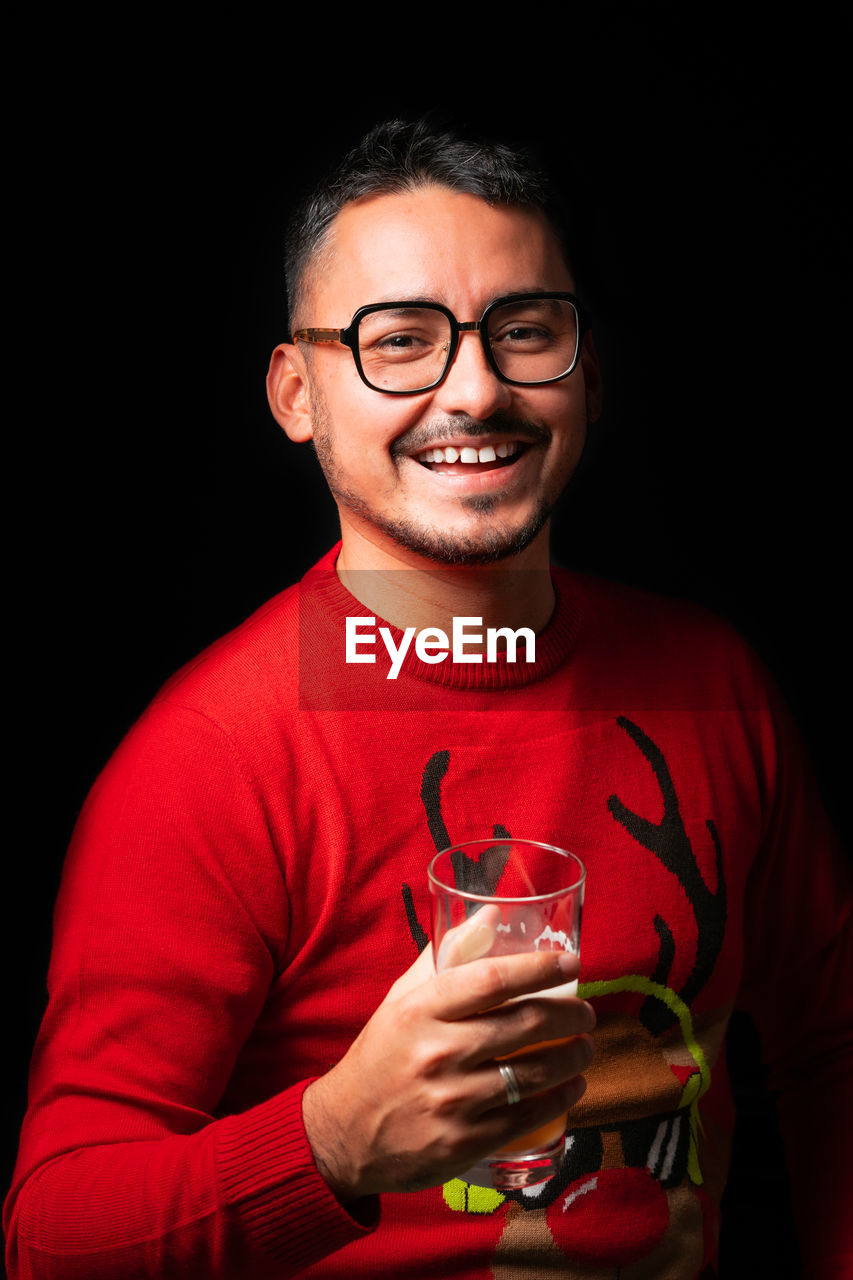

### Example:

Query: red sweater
xmin=5 ymin=549 xmax=852 ymax=1278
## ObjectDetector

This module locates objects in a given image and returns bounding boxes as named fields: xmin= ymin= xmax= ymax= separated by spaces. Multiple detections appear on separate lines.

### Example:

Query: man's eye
xmin=376 ymin=333 xmax=421 ymax=348
xmin=510 ymin=326 xmax=548 ymax=340
xmin=369 ymin=332 xmax=435 ymax=358
xmin=494 ymin=324 xmax=553 ymax=345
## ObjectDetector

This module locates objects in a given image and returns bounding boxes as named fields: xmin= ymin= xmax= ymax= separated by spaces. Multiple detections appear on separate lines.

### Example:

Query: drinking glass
xmin=428 ymin=838 xmax=586 ymax=1191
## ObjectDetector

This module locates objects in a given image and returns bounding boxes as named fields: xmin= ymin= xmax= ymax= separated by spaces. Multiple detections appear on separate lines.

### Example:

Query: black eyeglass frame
xmin=292 ymin=292 xmax=589 ymax=395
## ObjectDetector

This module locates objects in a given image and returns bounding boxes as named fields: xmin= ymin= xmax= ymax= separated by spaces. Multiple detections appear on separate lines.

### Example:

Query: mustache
xmin=390 ymin=413 xmax=551 ymax=459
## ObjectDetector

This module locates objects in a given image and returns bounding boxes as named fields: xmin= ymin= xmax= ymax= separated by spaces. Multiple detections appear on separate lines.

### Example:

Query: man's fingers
xmin=466 ymin=997 xmax=596 ymax=1065
xmin=434 ymin=905 xmax=501 ymax=969
xmin=476 ymin=1073 xmax=590 ymax=1145
xmin=453 ymin=1034 xmax=595 ymax=1121
xmin=427 ymin=948 xmax=582 ymax=1021
xmin=492 ymin=1035 xmax=596 ymax=1105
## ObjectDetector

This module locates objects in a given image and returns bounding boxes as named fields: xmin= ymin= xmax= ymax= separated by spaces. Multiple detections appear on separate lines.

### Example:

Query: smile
xmin=414 ymin=440 xmax=528 ymax=474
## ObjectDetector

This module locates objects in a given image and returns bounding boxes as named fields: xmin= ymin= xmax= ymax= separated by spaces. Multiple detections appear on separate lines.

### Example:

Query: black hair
xmin=284 ymin=118 xmax=574 ymax=330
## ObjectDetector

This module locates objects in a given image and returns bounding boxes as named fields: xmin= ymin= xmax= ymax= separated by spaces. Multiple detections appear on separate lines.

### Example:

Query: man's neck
xmin=335 ymin=524 xmax=556 ymax=644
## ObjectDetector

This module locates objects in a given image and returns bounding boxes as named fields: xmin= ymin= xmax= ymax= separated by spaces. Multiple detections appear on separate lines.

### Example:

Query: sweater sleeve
xmin=736 ymin=679 xmax=853 ymax=1278
xmin=4 ymin=699 xmax=377 ymax=1279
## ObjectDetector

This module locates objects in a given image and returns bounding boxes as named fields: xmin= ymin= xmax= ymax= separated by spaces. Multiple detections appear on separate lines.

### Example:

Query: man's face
xmin=281 ymin=186 xmax=600 ymax=566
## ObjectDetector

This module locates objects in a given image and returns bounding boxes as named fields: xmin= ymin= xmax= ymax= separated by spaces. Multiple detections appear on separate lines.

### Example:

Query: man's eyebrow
xmin=358 ymin=297 xmax=442 ymax=310
xmin=364 ymin=301 xmax=438 ymax=312
xmin=360 ymin=288 xmax=559 ymax=312
xmin=490 ymin=288 xmax=557 ymax=302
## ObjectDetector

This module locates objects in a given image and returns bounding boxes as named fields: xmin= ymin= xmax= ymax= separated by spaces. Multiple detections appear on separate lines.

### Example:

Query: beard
xmin=309 ymin=391 xmax=578 ymax=566
xmin=322 ymin=481 xmax=554 ymax=565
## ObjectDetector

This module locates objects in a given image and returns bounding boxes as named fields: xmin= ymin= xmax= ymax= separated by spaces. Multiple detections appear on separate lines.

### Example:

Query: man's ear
xmin=581 ymin=331 xmax=603 ymax=425
xmin=266 ymin=343 xmax=315 ymax=443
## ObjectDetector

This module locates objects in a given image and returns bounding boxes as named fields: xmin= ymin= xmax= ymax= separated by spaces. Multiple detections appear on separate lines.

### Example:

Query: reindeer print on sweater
xmin=403 ymin=720 xmax=732 ymax=1279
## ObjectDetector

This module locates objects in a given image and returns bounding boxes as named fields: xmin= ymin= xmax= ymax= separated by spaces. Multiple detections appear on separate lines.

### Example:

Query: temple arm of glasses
xmin=292 ymin=328 xmax=343 ymax=344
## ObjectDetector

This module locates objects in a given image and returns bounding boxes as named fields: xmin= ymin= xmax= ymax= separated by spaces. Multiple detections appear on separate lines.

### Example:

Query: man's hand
xmin=302 ymin=944 xmax=595 ymax=1202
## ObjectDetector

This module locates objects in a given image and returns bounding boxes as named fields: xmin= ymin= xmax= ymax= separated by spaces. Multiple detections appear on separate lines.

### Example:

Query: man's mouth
xmin=413 ymin=440 xmax=528 ymax=474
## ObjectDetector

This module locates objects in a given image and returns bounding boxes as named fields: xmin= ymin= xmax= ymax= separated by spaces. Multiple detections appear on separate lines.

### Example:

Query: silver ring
xmin=498 ymin=1062 xmax=522 ymax=1106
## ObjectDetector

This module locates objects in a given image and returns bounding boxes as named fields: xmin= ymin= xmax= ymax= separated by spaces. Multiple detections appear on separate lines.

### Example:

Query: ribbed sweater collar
xmin=301 ymin=545 xmax=580 ymax=692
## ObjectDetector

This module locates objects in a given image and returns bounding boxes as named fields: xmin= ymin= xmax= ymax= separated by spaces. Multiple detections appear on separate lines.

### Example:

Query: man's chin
xmin=342 ymin=501 xmax=553 ymax=567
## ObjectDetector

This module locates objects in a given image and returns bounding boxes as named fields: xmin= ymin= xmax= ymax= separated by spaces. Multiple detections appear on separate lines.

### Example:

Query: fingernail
xmin=557 ymin=951 xmax=579 ymax=975
xmin=582 ymin=1001 xmax=597 ymax=1029
xmin=455 ymin=922 xmax=497 ymax=964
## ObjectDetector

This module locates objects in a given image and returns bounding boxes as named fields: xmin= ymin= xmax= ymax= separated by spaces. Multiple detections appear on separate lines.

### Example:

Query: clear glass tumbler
xmin=428 ymin=838 xmax=585 ymax=1191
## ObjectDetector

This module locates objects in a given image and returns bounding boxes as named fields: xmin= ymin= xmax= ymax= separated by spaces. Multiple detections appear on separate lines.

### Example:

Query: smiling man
xmin=267 ymin=176 xmax=601 ymax=652
xmin=270 ymin=186 xmax=598 ymax=574
xmin=5 ymin=120 xmax=851 ymax=1280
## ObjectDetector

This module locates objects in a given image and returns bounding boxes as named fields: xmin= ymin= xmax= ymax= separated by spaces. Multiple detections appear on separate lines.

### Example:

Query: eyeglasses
xmin=292 ymin=293 xmax=587 ymax=395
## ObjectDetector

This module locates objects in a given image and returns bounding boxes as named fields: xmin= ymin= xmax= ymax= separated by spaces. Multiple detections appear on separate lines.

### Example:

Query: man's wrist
xmin=303 ymin=1075 xmax=366 ymax=1207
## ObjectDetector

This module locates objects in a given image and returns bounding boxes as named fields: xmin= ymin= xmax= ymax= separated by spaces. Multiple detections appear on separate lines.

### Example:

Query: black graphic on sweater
xmin=401 ymin=748 xmax=511 ymax=953
xmin=608 ymin=716 xmax=727 ymax=1034
xmin=403 ymin=720 xmax=729 ymax=1278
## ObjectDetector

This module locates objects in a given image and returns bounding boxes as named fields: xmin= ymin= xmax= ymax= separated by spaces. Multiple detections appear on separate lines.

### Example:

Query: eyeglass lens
xmin=357 ymin=299 xmax=579 ymax=392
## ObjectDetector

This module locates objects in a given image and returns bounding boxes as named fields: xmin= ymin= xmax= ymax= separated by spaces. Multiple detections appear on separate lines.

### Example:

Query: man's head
xmin=268 ymin=119 xmax=602 ymax=570
xmin=284 ymin=119 xmax=576 ymax=336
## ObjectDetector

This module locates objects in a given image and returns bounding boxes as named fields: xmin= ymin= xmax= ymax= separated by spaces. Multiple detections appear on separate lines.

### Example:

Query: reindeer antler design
xmin=401 ymin=750 xmax=512 ymax=950
xmin=608 ymin=717 xmax=727 ymax=1033
xmin=421 ymin=749 xmax=453 ymax=852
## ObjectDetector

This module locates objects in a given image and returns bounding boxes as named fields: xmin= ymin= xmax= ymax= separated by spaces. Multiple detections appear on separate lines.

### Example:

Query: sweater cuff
xmin=216 ymin=1079 xmax=379 ymax=1270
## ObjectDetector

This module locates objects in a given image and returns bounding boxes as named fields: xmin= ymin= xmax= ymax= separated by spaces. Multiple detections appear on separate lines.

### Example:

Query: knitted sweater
xmin=5 ymin=548 xmax=851 ymax=1278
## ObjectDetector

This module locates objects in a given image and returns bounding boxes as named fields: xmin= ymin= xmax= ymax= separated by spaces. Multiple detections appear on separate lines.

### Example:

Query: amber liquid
xmin=496 ymin=1040 xmax=568 ymax=1155
xmin=495 ymin=978 xmax=578 ymax=1156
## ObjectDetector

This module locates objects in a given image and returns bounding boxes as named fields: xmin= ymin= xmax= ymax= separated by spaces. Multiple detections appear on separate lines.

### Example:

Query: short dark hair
xmin=285 ymin=118 xmax=575 ymax=331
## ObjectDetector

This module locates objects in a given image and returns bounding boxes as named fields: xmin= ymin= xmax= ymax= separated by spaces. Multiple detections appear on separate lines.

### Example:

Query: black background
xmin=7 ymin=7 xmax=850 ymax=1275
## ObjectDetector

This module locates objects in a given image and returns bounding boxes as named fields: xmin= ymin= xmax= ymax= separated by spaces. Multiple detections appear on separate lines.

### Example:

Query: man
xmin=5 ymin=120 xmax=851 ymax=1278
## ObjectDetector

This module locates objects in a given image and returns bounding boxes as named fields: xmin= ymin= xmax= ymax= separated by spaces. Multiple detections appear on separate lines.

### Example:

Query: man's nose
xmin=432 ymin=328 xmax=513 ymax=419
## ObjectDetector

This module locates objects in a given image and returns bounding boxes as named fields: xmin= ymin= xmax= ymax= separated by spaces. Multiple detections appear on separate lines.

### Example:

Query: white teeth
xmin=419 ymin=441 xmax=521 ymax=464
